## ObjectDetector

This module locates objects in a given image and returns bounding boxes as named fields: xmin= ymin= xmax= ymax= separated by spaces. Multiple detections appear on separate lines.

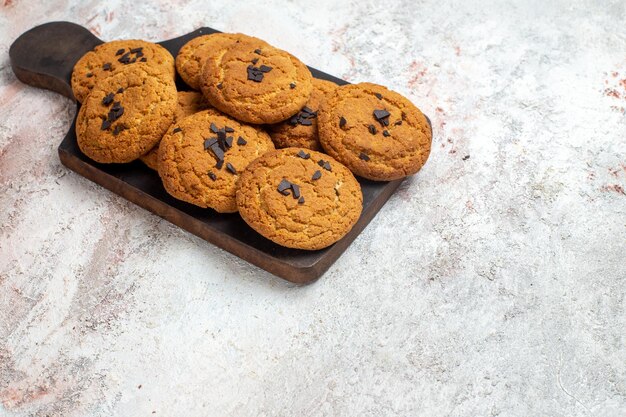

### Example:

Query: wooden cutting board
xmin=9 ymin=21 xmax=431 ymax=284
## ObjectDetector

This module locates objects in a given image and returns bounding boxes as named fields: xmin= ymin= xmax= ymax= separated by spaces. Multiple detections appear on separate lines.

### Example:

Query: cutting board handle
xmin=9 ymin=21 xmax=102 ymax=100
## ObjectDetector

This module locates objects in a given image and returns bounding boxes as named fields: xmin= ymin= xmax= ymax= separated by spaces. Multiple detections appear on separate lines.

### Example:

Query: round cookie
xmin=268 ymin=78 xmax=338 ymax=151
xmin=236 ymin=148 xmax=363 ymax=250
xmin=158 ymin=109 xmax=275 ymax=213
xmin=71 ymin=39 xmax=175 ymax=103
xmin=318 ymin=82 xmax=432 ymax=181
xmin=176 ymin=33 xmax=268 ymax=90
xmin=76 ymin=64 xmax=177 ymax=163
xmin=200 ymin=39 xmax=313 ymax=124
xmin=140 ymin=91 xmax=210 ymax=170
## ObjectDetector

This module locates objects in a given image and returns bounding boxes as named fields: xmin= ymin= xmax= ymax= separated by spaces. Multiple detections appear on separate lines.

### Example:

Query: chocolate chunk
xmin=359 ymin=152 xmax=370 ymax=161
xmin=140 ymin=57 xmax=147 ymax=62
xmin=86 ymin=72 xmax=93 ymax=78
xmin=173 ymin=127 xmax=182 ymax=133
xmin=210 ymin=123 xmax=219 ymax=133
xmin=312 ymin=170 xmax=322 ymax=180
xmin=259 ymin=65 xmax=272 ymax=73
xmin=251 ymin=58 xmax=259 ymax=64
xmin=290 ymin=82 xmax=296 ymax=89
xmin=208 ymin=171 xmax=217 ymax=181
xmin=102 ymin=62 xmax=112 ymax=71
xmin=339 ymin=116 xmax=347 ymax=128
xmin=394 ymin=120 xmax=402 ymax=126
xmin=226 ymin=163 xmax=237 ymax=174
xmin=112 ymin=125 xmax=125 ymax=136
xmin=215 ymin=160 xmax=224 ymax=169
xmin=463 ymin=155 xmax=470 ymax=160
xmin=130 ymin=47 xmax=143 ymax=53
xmin=116 ymin=87 xmax=124 ymax=94
xmin=301 ymin=106 xmax=314 ymax=115
xmin=296 ymin=150 xmax=310 ymax=159
xmin=254 ymin=49 xmax=262 ymax=54
xmin=224 ymin=126 xmax=234 ymax=133
xmin=118 ymin=52 xmax=131 ymax=64
xmin=247 ymin=65 xmax=265 ymax=82
xmin=300 ymin=119 xmax=313 ymax=126
xmin=374 ymin=109 xmax=391 ymax=126
xmin=135 ymin=50 xmax=144 ymax=58
xmin=204 ymin=138 xmax=218 ymax=149
xmin=277 ymin=179 xmax=291 ymax=195
xmin=224 ymin=136 xmax=233 ymax=149
xmin=383 ymin=130 xmax=390 ymax=137
xmin=211 ymin=144 xmax=225 ymax=162
xmin=374 ymin=92 xmax=383 ymax=100
xmin=101 ymin=119 xmax=111 ymax=130
xmin=217 ymin=83 xmax=223 ymax=89
xmin=368 ymin=124 xmax=377 ymax=135
xmin=129 ymin=57 xmax=137 ymax=64
xmin=237 ymin=136 xmax=247 ymax=145
xmin=291 ymin=183 xmax=301 ymax=199
xmin=318 ymin=160 xmax=332 ymax=171
xmin=298 ymin=196 xmax=305 ymax=204
xmin=115 ymin=48 xmax=125 ymax=56
xmin=102 ymin=93 xmax=115 ymax=106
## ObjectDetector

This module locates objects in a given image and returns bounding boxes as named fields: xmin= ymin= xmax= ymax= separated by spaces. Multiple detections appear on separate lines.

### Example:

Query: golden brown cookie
xmin=268 ymin=78 xmax=338 ymax=151
xmin=71 ymin=39 xmax=175 ymax=103
xmin=175 ymin=33 xmax=269 ymax=90
xmin=140 ymin=91 xmax=210 ymax=170
xmin=158 ymin=109 xmax=275 ymax=213
xmin=318 ymin=83 xmax=432 ymax=181
xmin=200 ymin=39 xmax=313 ymax=124
xmin=76 ymin=64 xmax=177 ymax=163
xmin=236 ymin=148 xmax=363 ymax=250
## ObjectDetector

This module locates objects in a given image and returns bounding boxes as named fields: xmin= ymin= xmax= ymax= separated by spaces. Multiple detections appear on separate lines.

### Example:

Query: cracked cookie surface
xmin=175 ymin=33 xmax=268 ymax=90
xmin=236 ymin=147 xmax=362 ymax=250
xmin=140 ymin=91 xmax=210 ymax=170
xmin=268 ymin=78 xmax=338 ymax=151
xmin=76 ymin=63 xmax=177 ymax=164
xmin=200 ymin=39 xmax=312 ymax=124
xmin=157 ymin=109 xmax=274 ymax=213
xmin=71 ymin=39 xmax=175 ymax=103
xmin=318 ymin=82 xmax=432 ymax=181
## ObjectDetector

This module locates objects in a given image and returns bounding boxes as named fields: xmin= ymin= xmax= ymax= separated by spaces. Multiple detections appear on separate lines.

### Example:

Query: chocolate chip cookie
xmin=200 ymin=39 xmax=313 ymax=124
xmin=236 ymin=148 xmax=362 ymax=250
xmin=71 ymin=39 xmax=175 ymax=103
xmin=268 ymin=78 xmax=338 ymax=151
xmin=317 ymin=82 xmax=432 ymax=181
xmin=176 ymin=33 xmax=269 ymax=90
xmin=158 ymin=109 xmax=275 ymax=213
xmin=140 ymin=90 xmax=210 ymax=170
xmin=76 ymin=64 xmax=177 ymax=163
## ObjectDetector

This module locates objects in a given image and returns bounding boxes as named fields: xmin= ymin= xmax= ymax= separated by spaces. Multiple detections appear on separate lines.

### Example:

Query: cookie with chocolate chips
xmin=76 ymin=64 xmax=177 ymax=163
xmin=140 ymin=90 xmax=211 ymax=170
xmin=175 ymin=33 xmax=269 ymax=90
xmin=200 ymin=39 xmax=313 ymax=124
xmin=268 ymin=78 xmax=338 ymax=151
xmin=157 ymin=109 xmax=274 ymax=213
xmin=236 ymin=148 xmax=362 ymax=250
xmin=71 ymin=40 xmax=175 ymax=103
xmin=317 ymin=82 xmax=432 ymax=181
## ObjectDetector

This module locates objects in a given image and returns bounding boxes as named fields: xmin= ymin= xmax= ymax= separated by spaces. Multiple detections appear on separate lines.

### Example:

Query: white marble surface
xmin=1 ymin=1 xmax=625 ymax=416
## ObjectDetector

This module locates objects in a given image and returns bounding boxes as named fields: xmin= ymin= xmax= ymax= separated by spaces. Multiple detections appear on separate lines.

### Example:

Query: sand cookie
xmin=157 ymin=109 xmax=275 ymax=213
xmin=200 ymin=39 xmax=313 ymax=124
xmin=71 ymin=39 xmax=175 ymax=103
xmin=76 ymin=64 xmax=177 ymax=164
xmin=236 ymin=148 xmax=363 ymax=250
xmin=176 ymin=33 xmax=269 ymax=90
xmin=268 ymin=78 xmax=338 ymax=151
xmin=140 ymin=91 xmax=210 ymax=170
xmin=318 ymin=82 xmax=432 ymax=181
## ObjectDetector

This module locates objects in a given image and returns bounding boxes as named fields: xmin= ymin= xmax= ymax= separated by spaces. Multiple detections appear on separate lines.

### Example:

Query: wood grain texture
xmin=10 ymin=22 xmax=429 ymax=283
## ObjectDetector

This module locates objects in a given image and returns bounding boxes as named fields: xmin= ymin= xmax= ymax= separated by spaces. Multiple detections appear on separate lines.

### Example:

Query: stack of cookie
xmin=71 ymin=33 xmax=432 ymax=250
